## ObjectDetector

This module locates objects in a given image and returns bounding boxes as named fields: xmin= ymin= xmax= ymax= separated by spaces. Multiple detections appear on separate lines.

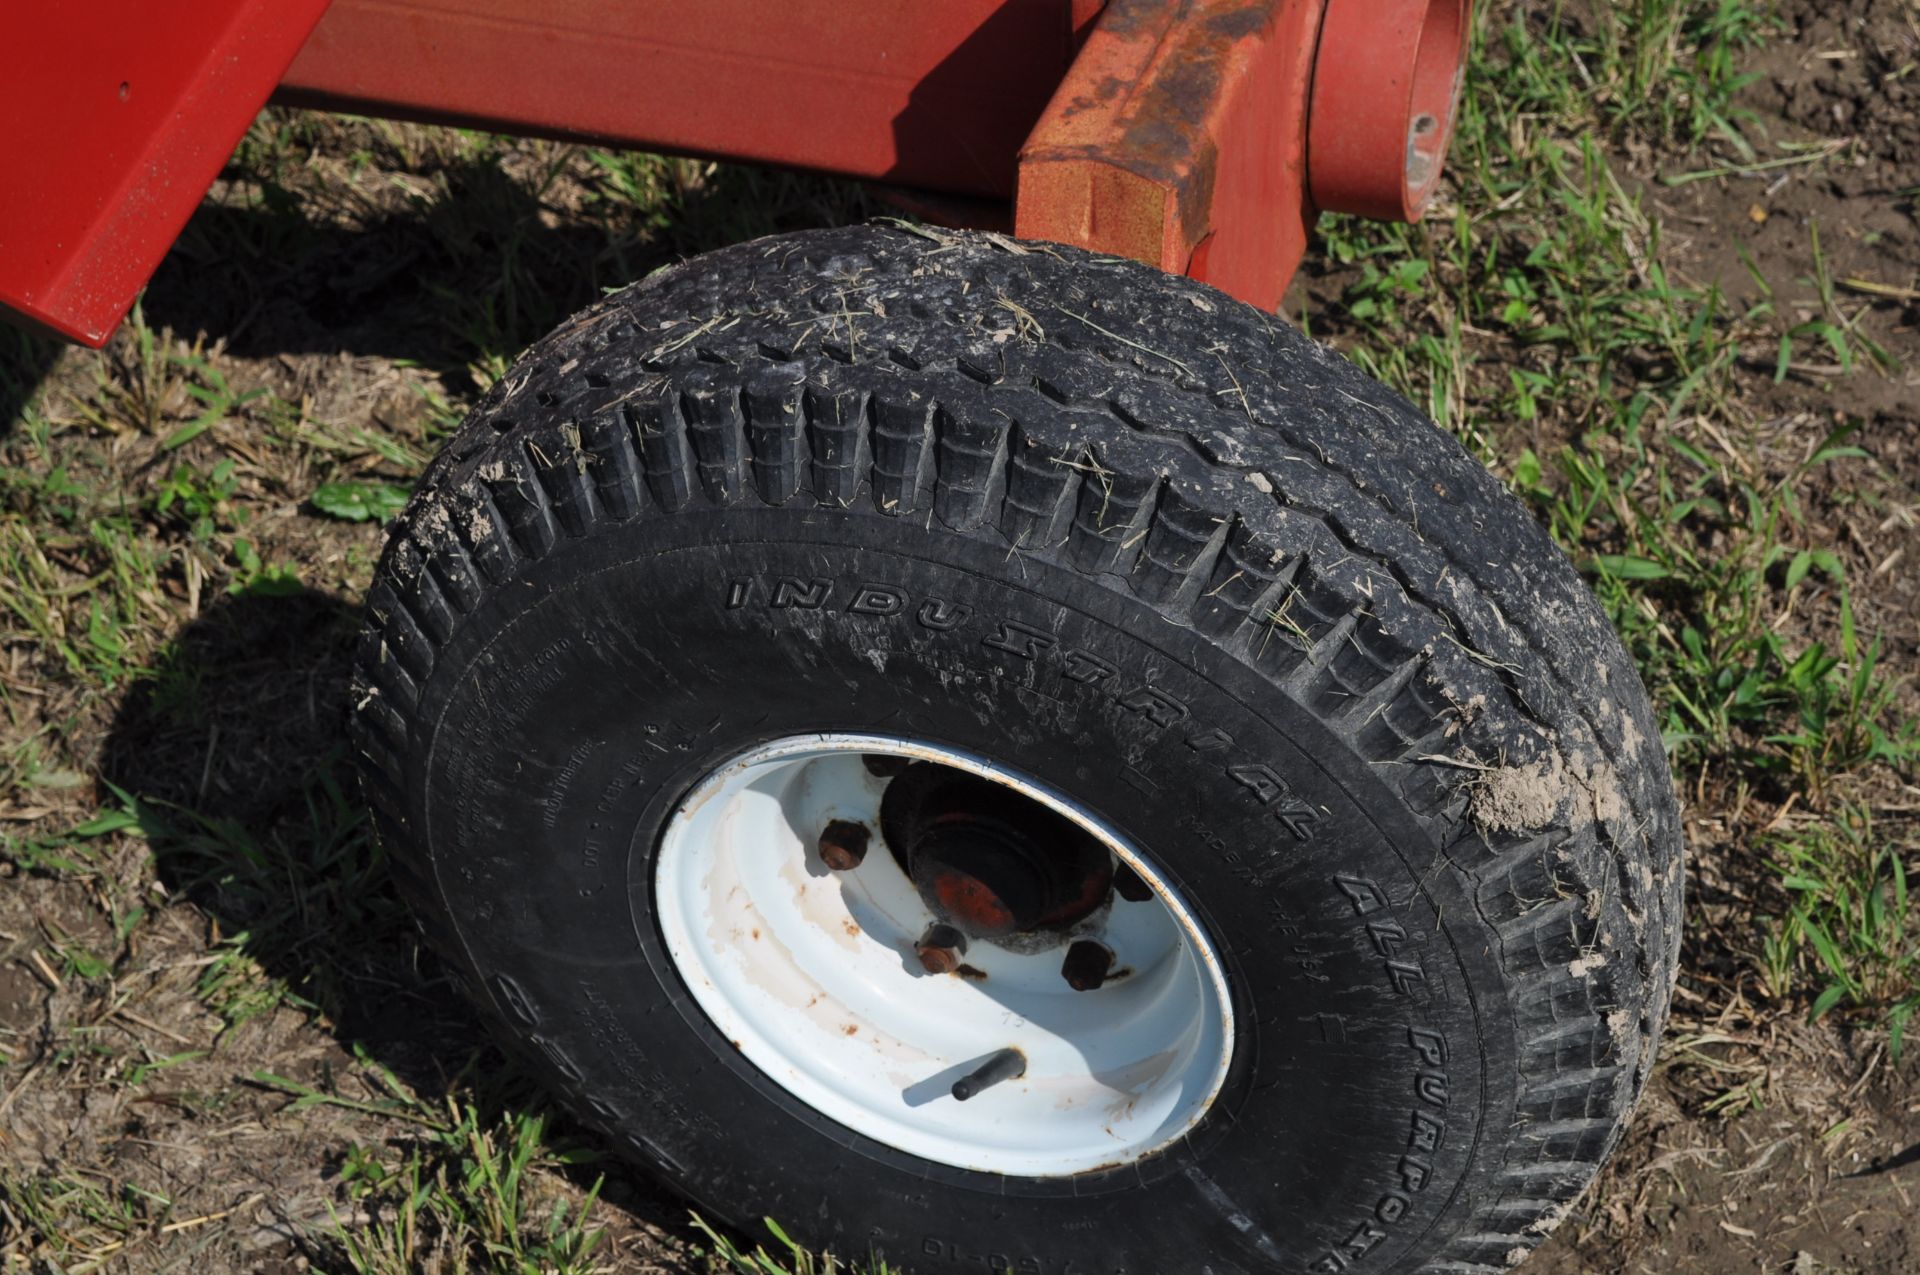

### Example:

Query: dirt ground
xmin=2 ymin=1 xmax=1917 ymax=1273
xmin=1459 ymin=2 xmax=1920 ymax=1272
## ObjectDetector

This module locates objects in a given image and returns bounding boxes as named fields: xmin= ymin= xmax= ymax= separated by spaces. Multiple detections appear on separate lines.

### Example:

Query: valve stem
xmin=951 ymin=1048 xmax=1026 ymax=1101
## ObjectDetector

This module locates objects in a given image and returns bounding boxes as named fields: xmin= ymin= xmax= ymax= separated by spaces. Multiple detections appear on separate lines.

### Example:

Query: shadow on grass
xmin=1 ymin=328 xmax=62 ymax=440
xmin=3 ymin=147 xmax=871 ymax=441
xmin=138 ymin=156 xmax=874 ymax=399
xmin=98 ymin=587 xmax=697 ymax=1264
xmin=101 ymin=589 xmax=427 ymax=1040
xmin=62 ymin=134 xmax=875 ymax=1268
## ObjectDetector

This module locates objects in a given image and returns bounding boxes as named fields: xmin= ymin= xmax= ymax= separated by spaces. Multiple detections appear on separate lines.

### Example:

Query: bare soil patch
xmin=1521 ymin=2 xmax=1920 ymax=1270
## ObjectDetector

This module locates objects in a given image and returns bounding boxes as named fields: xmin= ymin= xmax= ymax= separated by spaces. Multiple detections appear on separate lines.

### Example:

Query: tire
xmin=352 ymin=225 xmax=1682 ymax=1275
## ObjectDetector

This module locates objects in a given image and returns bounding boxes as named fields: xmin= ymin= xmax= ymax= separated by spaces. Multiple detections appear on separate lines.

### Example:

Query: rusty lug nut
xmin=914 ymin=922 xmax=967 ymax=974
xmin=863 ymin=754 xmax=911 ymax=778
xmin=1112 ymin=861 xmax=1153 ymax=903
xmin=1061 ymin=939 xmax=1115 ymax=991
xmin=818 ymin=819 xmax=870 ymax=871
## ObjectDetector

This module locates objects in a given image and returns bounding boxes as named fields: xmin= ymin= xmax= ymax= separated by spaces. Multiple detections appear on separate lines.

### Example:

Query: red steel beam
xmin=276 ymin=0 xmax=1082 ymax=199
xmin=0 ymin=0 xmax=334 ymax=346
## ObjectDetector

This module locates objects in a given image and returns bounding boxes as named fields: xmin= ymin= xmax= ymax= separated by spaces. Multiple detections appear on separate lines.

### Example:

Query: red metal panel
xmin=0 ymin=0 xmax=334 ymax=347
xmin=278 ymin=0 xmax=1080 ymax=199
xmin=0 ymin=0 xmax=1465 ymax=348
xmin=1309 ymin=0 xmax=1470 ymax=220
xmin=1015 ymin=0 xmax=1325 ymax=312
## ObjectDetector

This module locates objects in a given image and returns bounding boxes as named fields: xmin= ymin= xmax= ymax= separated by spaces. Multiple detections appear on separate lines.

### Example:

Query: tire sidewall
xmin=406 ymin=503 xmax=1516 ymax=1274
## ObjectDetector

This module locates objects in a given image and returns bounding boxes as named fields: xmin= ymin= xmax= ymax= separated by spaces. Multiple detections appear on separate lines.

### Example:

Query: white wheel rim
xmin=653 ymin=734 xmax=1234 ymax=1177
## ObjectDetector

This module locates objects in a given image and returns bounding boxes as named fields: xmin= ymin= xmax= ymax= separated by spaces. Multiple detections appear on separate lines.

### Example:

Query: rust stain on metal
xmin=1017 ymin=0 xmax=1312 ymax=306
xmin=1016 ymin=0 xmax=1467 ymax=308
xmin=916 ymin=943 xmax=962 ymax=975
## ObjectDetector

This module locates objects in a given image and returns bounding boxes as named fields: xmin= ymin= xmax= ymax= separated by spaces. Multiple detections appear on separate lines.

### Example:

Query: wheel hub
xmin=652 ymin=734 xmax=1234 ymax=1177
xmin=884 ymin=765 xmax=1113 ymax=940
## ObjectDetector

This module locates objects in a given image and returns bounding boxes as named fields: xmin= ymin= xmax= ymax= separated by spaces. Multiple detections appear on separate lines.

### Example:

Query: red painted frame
xmin=0 ymin=0 xmax=1465 ymax=349
xmin=0 ymin=0 xmax=334 ymax=345
xmin=277 ymin=0 xmax=1082 ymax=200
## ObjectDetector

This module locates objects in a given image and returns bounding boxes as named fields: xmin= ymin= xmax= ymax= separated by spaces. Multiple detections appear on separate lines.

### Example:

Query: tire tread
xmin=356 ymin=227 xmax=1683 ymax=1273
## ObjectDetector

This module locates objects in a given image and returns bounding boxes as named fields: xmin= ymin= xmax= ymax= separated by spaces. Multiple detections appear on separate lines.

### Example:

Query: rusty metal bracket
xmin=1015 ymin=0 xmax=1325 ymax=312
xmin=1015 ymin=0 xmax=1468 ymax=311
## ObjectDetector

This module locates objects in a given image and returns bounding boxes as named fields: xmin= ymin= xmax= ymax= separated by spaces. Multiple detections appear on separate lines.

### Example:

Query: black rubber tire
xmin=352 ymin=225 xmax=1682 ymax=1275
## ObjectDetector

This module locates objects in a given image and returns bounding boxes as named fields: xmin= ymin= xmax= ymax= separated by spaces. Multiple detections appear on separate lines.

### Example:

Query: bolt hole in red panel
xmin=0 ymin=0 xmax=334 ymax=346
xmin=1308 ymin=0 xmax=1470 ymax=221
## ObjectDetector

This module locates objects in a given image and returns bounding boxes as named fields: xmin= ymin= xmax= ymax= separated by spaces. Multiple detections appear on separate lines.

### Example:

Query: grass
xmin=325 ymin=1096 xmax=611 ymax=1274
xmin=4 ymin=1054 xmax=615 ymax=1274
xmin=693 ymin=1216 xmax=896 ymax=1275
xmin=1 ymin=0 xmax=1916 ymax=1270
xmin=1305 ymin=0 xmax=1918 ymax=1088
xmin=1763 ymin=806 xmax=1919 ymax=1060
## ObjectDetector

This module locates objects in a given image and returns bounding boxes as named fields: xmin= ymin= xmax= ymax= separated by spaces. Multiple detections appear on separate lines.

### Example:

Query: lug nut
xmin=1061 ymin=939 xmax=1114 ymax=991
xmin=951 ymin=1047 xmax=1026 ymax=1101
xmin=863 ymin=754 xmax=911 ymax=778
xmin=914 ymin=922 xmax=967 ymax=974
xmin=818 ymin=820 xmax=870 ymax=871
xmin=1111 ymin=862 xmax=1153 ymax=902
